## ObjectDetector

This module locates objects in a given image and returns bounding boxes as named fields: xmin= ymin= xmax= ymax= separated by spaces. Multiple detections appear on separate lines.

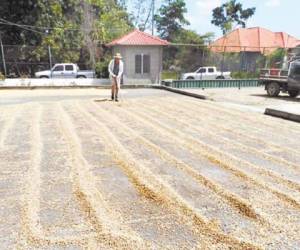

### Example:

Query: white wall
xmin=0 ymin=77 xmax=153 ymax=87
xmin=0 ymin=78 xmax=110 ymax=87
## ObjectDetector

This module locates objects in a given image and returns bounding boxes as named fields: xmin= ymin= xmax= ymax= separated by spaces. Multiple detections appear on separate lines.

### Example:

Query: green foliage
xmin=154 ymin=0 xmax=214 ymax=73
xmin=0 ymin=0 xmax=134 ymax=75
xmin=95 ymin=55 xmax=111 ymax=78
xmin=171 ymin=29 xmax=211 ymax=72
xmin=33 ymin=0 xmax=84 ymax=63
xmin=0 ymin=72 xmax=5 ymax=80
xmin=266 ymin=48 xmax=286 ymax=68
xmin=154 ymin=0 xmax=190 ymax=41
xmin=92 ymin=3 xmax=133 ymax=44
xmin=0 ymin=0 xmax=41 ymax=45
xmin=211 ymin=0 xmax=255 ymax=35
xmin=161 ymin=71 xmax=180 ymax=80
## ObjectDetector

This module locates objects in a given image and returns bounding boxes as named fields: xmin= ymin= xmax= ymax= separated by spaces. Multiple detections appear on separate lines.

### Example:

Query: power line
xmin=0 ymin=18 xmax=128 ymax=33
xmin=0 ymin=19 xmax=45 ymax=35
xmin=0 ymin=17 xmax=78 ymax=31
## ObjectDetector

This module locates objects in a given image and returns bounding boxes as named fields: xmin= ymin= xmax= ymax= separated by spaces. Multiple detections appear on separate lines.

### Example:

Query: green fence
xmin=166 ymin=79 xmax=259 ymax=89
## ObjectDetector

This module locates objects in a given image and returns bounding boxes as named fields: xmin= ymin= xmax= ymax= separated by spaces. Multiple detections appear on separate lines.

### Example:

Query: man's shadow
xmin=251 ymin=94 xmax=300 ymax=103
xmin=94 ymin=98 xmax=109 ymax=102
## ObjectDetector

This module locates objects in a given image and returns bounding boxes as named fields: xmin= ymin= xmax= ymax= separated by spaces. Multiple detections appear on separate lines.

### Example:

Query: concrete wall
xmin=0 ymin=78 xmax=111 ymax=87
xmin=113 ymin=45 xmax=163 ymax=84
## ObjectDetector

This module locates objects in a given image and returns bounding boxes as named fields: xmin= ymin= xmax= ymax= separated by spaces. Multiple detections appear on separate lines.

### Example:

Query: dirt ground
xmin=0 ymin=88 xmax=300 ymax=249
xmin=185 ymin=87 xmax=300 ymax=114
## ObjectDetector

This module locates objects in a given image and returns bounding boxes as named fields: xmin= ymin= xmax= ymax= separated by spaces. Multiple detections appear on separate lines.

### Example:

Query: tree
xmin=0 ymin=0 xmax=134 ymax=77
xmin=130 ymin=0 xmax=154 ymax=31
xmin=87 ymin=0 xmax=134 ymax=76
xmin=153 ymin=0 xmax=214 ymax=73
xmin=0 ymin=0 xmax=41 ymax=45
xmin=34 ymin=0 xmax=133 ymax=65
xmin=34 ymin=0 xmax=84 ymax=63
xmin=154 ymin=0 xmax=189 ymax=41
xmin=171 ymin=30 xmax=211 ymax=71
xmin=211 ymin=0 xmax=255 ymax=35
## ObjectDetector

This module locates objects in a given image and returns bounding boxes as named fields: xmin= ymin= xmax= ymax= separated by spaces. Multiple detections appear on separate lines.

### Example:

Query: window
xmin=208 ymin=68 xmax=214 ymax=73
xmin=291 ymin=64 xmax=300 ymax=76
xmin=135 ymin=55 xmax=142 ymax=74
xmin=143 ymin=55 xmax=150 ymax=74
xmin=197 ymin=68 xmax=206 ymax=73
xmin=53 ymin=65 xmax=64 ymax=71
xmin=135 ymin=54 xmax=151 ymax=74
xmin=65 ymin=65 xmax=74 ymax=71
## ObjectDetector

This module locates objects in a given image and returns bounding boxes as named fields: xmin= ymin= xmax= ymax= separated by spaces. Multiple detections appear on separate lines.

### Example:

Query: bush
xmin=95 ymin=54 xmax=112 ymax=78
xmin=161 ymin=71 xmax=180 ymax=80
xmin=0 ymin=72 xmax=5 ymax=81
xmin=20 ymin=73 xmax=31 ymax=79
xmin=231 ymin=71 xmax=259 ymax=79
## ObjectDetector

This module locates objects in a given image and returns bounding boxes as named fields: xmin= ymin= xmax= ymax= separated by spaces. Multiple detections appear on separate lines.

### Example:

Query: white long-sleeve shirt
xmin=108 ymin=59 xmax=124 ymax=78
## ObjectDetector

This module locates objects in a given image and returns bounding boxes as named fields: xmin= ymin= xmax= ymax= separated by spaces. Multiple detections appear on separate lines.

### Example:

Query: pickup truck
xmin=35 ymin=63 xmax=95 ymax=79
xmin=259 ymin=60 xmax=300 ymax=97
xmin=181 ymin=66 xmax=231 ymax=80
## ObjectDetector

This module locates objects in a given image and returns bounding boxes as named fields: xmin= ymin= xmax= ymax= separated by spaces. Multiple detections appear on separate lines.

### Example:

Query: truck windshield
xmin=197 ymin=68 xmax=206 ymax=73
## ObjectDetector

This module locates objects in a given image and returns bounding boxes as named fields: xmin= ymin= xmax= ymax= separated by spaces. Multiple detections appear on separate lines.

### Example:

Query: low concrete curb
xmin=153 ymin=86 xmax=207 ymax=100
xmin=264 ymin=108 xmax=300 ymax=123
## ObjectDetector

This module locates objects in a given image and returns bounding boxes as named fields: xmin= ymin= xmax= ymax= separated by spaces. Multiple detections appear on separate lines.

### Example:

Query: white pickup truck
xmin=35 ymin=63 xmax=95 ymax=79
xmin=181 ymin=66 xmax=231 ymax=80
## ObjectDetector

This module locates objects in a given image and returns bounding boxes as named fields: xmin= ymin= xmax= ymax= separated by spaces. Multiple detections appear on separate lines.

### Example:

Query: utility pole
xmin=0 ymin=33 xmax=7 ymax=77
xmin=48 ymin=45 xmax=52 ymax=69
xmin=151 ymin=0 xmax=155 ymax=35
xmin=45 ymin=30 xmax=53 ymax=69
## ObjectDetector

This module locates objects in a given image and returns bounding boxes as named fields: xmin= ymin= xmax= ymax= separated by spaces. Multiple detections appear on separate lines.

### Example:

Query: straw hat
xmin=114 ymin=53 xmax=122 ymax=59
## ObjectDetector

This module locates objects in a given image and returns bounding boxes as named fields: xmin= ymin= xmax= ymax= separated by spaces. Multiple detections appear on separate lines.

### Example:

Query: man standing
xmin=108 ymin=53 xmax=124 ymax=102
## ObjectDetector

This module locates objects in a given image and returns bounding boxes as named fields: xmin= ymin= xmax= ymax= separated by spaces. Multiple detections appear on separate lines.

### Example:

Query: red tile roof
xmin=107 ymin=29 xmax=169 ymax=46
xmin=210 ymin=27 xmax=300 ymax=54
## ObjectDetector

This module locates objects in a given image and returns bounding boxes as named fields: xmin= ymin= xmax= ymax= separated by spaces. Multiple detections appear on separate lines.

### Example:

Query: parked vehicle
xmin=181 ymin=66 xmax=231 ymax=80
xmin=35 ymin=63 xmax=95 ymax=79
xmin=259 ymin=60 xmax=300 ymax=97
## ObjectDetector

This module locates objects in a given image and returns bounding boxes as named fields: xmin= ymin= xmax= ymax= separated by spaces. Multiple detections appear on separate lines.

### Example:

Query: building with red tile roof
xmin=210 ymin=27 xmax=300 ymax=54
xmin=108 ymin=30 xmax=169 ymax=84
xmin=107 ymin=29 xmax=169 ymax=46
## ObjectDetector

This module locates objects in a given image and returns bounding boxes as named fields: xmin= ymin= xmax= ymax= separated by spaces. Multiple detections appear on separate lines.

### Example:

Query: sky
xmin=184 ymin=0 xmax=300 ymax=40
xmin=128 ymin=0 xmax=300 ymax=40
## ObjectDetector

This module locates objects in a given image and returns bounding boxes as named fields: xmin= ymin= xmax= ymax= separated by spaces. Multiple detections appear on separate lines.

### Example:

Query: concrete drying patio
xmin=0 ymin=88 xmax=300 ymax=249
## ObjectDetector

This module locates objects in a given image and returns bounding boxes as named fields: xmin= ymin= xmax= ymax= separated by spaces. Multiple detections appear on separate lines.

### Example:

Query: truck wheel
xmin=288 ymin=90 xmax=300 ymax=98
xmin=40 ymin=76 xmax=49 ymax=79
xmin=216 ymin=76 xmax=225 ymax=80
xmin=266 ymin=82 xmax=280 ymax=97
xmin=186 ymin=76 xmax=194 ymax=80
xmin=77 ymin=75 xmax=86 ymax=79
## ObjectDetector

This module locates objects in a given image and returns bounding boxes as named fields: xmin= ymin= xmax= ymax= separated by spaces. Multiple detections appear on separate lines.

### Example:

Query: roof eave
xmin=107 ymin=43 xmax=169 ymax=47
